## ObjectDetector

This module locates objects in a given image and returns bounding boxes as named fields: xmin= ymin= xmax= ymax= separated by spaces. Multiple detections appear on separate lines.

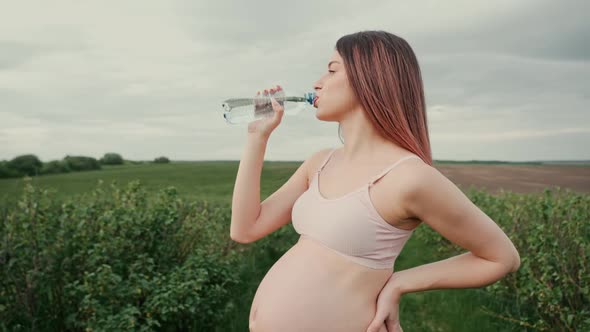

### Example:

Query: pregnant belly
xmin=249 ymin=236 xmax=393 ymax=332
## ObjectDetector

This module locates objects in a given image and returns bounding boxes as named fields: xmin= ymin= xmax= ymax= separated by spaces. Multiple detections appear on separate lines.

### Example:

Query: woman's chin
xmin=315 ymin=109 xmax=327 ymax=120
xmin=315 ymin=112 xmax=338 ymax=122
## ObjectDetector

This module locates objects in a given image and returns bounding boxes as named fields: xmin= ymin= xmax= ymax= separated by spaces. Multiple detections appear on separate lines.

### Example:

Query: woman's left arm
xmin=366 ymin=163 xmax=521 ymax=332
xmin=388 ymin=162 xmax=521 ymax=295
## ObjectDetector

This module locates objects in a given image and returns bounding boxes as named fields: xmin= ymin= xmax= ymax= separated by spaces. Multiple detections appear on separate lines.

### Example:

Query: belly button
xmin=249 ymin=306 xmax=258 ymax=327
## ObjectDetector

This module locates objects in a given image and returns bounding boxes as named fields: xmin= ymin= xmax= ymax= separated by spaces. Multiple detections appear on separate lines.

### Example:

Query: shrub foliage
xmin=0 ymin=179 xmax=241 ymax=331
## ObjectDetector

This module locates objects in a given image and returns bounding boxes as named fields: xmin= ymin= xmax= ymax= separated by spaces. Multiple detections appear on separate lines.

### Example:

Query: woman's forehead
xmin=330 ymin=50 xmax=342 ymax=61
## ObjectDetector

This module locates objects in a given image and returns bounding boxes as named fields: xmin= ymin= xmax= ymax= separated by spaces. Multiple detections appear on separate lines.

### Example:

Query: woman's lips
xmin=313 ymin=96 xmax=319 ymax=107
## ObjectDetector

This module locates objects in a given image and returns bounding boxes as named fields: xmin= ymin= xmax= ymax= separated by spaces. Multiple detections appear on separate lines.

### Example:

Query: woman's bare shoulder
xmin=303 ymin=147 xmax=336 ymax=182
xmin=397 ymin=158 xmax=437 ymax=196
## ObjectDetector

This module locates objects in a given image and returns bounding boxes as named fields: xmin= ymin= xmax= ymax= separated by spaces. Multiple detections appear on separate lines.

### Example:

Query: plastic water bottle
xmin=222 ymin=85 xmax=316 ymax=125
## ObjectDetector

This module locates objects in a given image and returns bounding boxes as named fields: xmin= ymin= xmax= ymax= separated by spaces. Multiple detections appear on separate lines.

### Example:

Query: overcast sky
xmin=1 ymin=0 xmax=588 ymax=162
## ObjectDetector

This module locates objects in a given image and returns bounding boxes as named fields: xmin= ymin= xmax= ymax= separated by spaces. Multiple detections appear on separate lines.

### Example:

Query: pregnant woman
xmin=230 ymin=30 xmax=521 ymax=332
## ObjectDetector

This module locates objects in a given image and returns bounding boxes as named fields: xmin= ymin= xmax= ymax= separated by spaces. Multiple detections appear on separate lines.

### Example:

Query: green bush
xmin=414 ymin=186 xmax=590 ymax=331
xmin=154 ymin=157 xmax=170 ymax=164
xmin=99 ymin=153 xmax=124 ymax=165
xmin=3 ymin=175 xmax=586 ymax=331
xmin=7 ymin=154 xmax=42 ymax=176
xmin=0 ymin=160 xmax=22 ymax=178
xmin=63 ymin=155 xmax=101 ymax=172
xmin=41 ymin=160 xmax=72 ymax=175
xmin=0 ymin=178 xmax=241 ymax=331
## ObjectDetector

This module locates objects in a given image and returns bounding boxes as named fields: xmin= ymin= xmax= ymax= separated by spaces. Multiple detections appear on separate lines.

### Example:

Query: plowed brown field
xmin=434 ymin=163 xmax=590 ymax=194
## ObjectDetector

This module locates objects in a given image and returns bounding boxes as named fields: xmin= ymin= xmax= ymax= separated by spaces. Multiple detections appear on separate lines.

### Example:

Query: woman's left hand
xmin=365 ymin=282 xmax=404 ymax=332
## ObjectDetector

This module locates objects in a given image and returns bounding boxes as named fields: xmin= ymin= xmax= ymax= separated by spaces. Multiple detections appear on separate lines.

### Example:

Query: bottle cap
xmin=305 ymin=92 xmax=316 ymax=106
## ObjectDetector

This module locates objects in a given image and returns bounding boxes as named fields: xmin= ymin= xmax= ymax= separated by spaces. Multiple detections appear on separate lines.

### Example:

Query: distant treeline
xmin=0 ymin=153 xmax=171 ymax=179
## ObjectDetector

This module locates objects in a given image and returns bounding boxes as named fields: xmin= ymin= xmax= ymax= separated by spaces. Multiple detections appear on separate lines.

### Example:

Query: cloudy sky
xmin=1 ymin=0 xmax=588 ymax=162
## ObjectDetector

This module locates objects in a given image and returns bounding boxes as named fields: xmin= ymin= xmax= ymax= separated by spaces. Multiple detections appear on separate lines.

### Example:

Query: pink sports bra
xmin=291 ymin=148 xmax=423 ymax=270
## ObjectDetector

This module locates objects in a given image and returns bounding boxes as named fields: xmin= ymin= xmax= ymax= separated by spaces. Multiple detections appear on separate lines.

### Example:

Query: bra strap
xmin=317 ymin=148 xmax=337 ymax=173
xmin=368 ymin=155 xmax=422 ymax=186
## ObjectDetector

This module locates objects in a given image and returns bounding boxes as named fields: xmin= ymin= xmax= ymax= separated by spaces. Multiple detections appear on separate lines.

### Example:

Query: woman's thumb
xmin=270 ymin=97 xmax=283 ymax=111
xmin=366 ymin=317 xmax=386 ymax=332
xmin=270 ymin=97 xmax=284 ymax=120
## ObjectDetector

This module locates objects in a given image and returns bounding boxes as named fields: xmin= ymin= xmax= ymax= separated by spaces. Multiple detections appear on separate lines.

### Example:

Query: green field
xmin=0 ymin=162 xmax=305 ymax=207
xmin=0 ymin=161 xmax=575 ymax=331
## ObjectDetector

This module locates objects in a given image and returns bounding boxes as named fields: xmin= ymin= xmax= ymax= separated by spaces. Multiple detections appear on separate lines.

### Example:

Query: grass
xmin=0 ymin=161 xmax=521 ymax=331
xmin=0 ymin=161 xmax=301 ymax=207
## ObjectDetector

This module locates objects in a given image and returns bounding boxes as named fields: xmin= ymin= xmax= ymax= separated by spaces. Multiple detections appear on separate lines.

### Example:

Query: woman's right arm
xmin=229 ymin=132 xmax=270 ymax=242
xmin=230 ymin=94 xmax=285 ymax=242
xmin=230 ymin=138 xmax=330 ymax=243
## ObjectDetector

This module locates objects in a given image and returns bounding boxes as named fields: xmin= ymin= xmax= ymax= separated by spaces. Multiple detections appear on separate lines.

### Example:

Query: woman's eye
xmin=328 ymin=70 xmax=335 ymax=74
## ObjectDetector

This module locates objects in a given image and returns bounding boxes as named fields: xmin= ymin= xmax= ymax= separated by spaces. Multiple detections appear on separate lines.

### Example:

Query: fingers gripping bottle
xmin=222 ymin=85 xmax=317 ymax=125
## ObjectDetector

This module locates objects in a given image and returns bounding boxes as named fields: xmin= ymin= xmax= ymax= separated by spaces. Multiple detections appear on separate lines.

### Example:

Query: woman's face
xmin=313 ymin=50 xmax=359 ymax=121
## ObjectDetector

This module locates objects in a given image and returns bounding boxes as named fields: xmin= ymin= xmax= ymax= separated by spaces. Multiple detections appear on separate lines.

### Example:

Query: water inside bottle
xmin=221 ymin=89 xmax=315 ymax=125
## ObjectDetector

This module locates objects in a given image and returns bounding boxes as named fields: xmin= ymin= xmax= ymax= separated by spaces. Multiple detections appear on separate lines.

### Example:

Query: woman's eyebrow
xmin=328 ymin=61 xmax=341 ymax=67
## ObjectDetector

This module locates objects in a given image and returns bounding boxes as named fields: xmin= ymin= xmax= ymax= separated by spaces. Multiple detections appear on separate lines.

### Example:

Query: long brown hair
xmin=335 ymin=30 xmax=433 ymax=166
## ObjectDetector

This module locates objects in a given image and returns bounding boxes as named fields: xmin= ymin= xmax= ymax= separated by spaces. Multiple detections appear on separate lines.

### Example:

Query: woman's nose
xmin=313 ymin=82 xmax=321 ymax=92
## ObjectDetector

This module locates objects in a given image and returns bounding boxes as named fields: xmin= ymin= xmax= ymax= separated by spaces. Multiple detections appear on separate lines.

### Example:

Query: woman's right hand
xmin=248 ymin=88 xmax=284 ymax=139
